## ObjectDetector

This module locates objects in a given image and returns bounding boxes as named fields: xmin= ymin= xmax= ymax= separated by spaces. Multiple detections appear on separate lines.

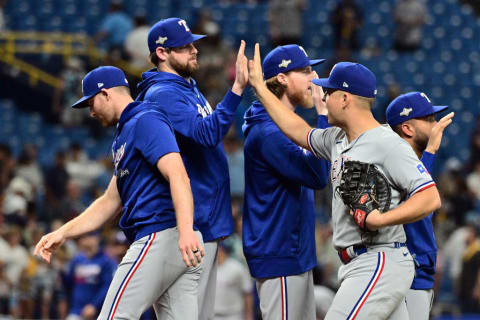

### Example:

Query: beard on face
xmin=287 ymin=86 xmax=313 ymax=109
xmin=169 ymin=55 xmax=199 ymax=78
xmin=413 ymin=129 xmax=429 ymax=152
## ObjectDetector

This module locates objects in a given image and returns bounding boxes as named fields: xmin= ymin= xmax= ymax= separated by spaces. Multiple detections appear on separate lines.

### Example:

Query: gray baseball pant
xmin=198 ymin=240 xmax=219 ymax=320
xmin=406 ymin=288 xmax=434 ymax=320
xmin=256 ymin=270 xmax=316 ymax=320
xmin=325 ymin=245 xmax=414 ymax=320
xmin=98 ymin=227 xmax=203 ymax=320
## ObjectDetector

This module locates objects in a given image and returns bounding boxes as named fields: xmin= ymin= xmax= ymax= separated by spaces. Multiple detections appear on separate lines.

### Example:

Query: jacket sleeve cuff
xmin=221 ymin=89 xmax=243 ymax=114
xmin=316 ymin=115 xmax=329 ymax=129
xmin=420 ymin=151 xmax=436 ymax=172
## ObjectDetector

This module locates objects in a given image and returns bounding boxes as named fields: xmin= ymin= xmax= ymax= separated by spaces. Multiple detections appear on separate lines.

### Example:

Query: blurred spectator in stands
xmin=393 ymin=0 xmax=427 ymax=52
xmin=63 ymin=232 xmax=116 ymax=320
xmin=437 ymin=158 xmax=474 ymax=226
xmin=331 ymin=0 xmax=363 ymax=50
xmin=57 ymin=180 xmax=86 ymax=222
xmin=95 ymin=1 xmax=133 ymax=54
xmin=0 ymin=262 xmax=10 ymax=315
xmin=52 ymin=57 xmax=87 ymax=126
xmin=0 ymin=143 xmax=15 ymax=195
xmin=65 ymin=143 xmax=104 ymax=192
xmin=192 ymin=9 xmax=233 ymax=105
xmin=0 ymin=226 xmax=28 ymax=317
xmin=45 ymin=151 xmax=70 ymax=222
xmin=2 ymin=176 xmax=32 ymax=226
xmin=224 ymin=128 xmax=244 ymax=200
xmin=458 ymin=224 xmax=480 ymax=313
xmin=268 ymin=0 xmax=306 ymax=47
xmin=214 ymin=241 xmax=253 ymax=320
xmin=15 ymin=144 xmax=44 ymax=194
xmin=104 ymin=230 xmax=128 ymax=264
xmin=315 ymin=222 xmax=341 ymax=290
xmin=312 ymin=266 xmax=335 ymax=320
xmin=470 ymin=126 xmax=480 ymax=168
xmin=229 ymin=203 xmax=246 ymax=264
xmin=124 ymin=15 xmax=150 ymax=71
xmin=467 ymin=162 xmax=480 ymax=202
xmin=18 ymin=227 xmax=59 ymax=319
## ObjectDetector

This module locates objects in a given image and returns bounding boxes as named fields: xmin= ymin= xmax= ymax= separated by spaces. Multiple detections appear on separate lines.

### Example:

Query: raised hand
xmin=248 ymin=43 xmax=264 ymax=90
xmin=311 ymin=71 xmax=327 ymax=116
xmin=425 ymin=111 xmax=454 ymax=154
xmin=232 ymin=40 xmax=248 ymax=96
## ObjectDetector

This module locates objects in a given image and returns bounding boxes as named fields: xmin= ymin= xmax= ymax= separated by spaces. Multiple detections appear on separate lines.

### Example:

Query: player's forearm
xmin=231 ymin=81 xmax=245 ymax=96
xmin=244 ymin=293 xmax=254 ymax=320
xmin=379 ymin=187 xmax=441 ymax=226
xmin=254 ymin=84 xmax=312 ymax=149
xmin=169 ymin=172 xmax=195 ymax=233
xmin=59 ymin=194 xmax=122 ymax=239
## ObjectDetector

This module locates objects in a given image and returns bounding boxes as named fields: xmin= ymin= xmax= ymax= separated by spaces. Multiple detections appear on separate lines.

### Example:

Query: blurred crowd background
xmin=0 ymin=0 xmax=480 ymax=319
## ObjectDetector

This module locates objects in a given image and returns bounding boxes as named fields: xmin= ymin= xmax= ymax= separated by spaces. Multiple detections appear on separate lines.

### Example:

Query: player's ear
xmin=276 ymin=73 xmax=288 ymax=86
xmin=341 ymin=92 xmax=350 ymax=108
xmin=400 ymin=122 xmax=415 ymax=138
xmin=99 ymin=88 xmax=109 ymax=101
xmin=155 ymin=47 xmax=168 ymax=62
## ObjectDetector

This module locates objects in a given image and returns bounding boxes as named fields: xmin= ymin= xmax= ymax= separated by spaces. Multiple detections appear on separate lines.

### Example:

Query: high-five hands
xmin=425 ymin=112 xmax=454 ymax=154
xmin=232 ymin=40 xmax=249 ymax=96
xmin=247 ymin=43 xmax=265 ymax=90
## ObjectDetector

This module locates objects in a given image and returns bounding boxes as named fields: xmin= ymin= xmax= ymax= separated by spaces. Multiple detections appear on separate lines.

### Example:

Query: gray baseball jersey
xmin=307 ymin=125 xmax=435 ymax=249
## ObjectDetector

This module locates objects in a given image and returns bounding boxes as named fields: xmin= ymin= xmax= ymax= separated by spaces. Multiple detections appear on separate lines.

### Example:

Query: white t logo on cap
xmin=278 ymin=59 xmax=292 ymax=68
xmin=420 ymin=92 xmax=431 ymax=103
xmin=97 ymin=83 xmax=104 ymax=88
xmin=178 ymin=19 xmax=190 ymax=32
xmin=342 ymin=82 xmax=349 ymax=88
xmin=400 ymin=107 xmax=413 ymax=116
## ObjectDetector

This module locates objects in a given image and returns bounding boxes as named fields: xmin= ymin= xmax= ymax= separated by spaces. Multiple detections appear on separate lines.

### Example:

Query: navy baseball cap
xmin=313 ymin=62 xmax=377 ymax=98
xmin=263 ymin=44 xmax=325 ymax=79
xmin=71 ymin=66 xmax=129 ymax=109
xmin=148 ymin=17 xmax=206 ymax=53
xmin=386 ymin=92 xmax=448 ymax=126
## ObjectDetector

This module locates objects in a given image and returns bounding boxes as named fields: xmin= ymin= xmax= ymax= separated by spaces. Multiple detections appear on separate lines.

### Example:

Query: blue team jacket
xmin=136 ymin=70 xmax=241 ymax=242
xmin=112 ymin=101 xmax=181 ymax=242
xmin=405 ymin=151 xmax=437 ymax=290
xmin=242 ymin=101 xmax=330 ymax=278
xmin=64 ymin=250 xmax=117 ymax=314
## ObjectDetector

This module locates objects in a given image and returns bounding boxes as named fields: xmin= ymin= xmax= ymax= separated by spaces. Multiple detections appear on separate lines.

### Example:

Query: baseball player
xmin=247 ymin=44 xmax=442 ymax=319
xmin=64 ymin=232 xmax=117 ymax=320
xmin=242 ymin=44 xmax=330 ymax=320
xmin=386 ymin=92 xmax=454 ymax=320
xmin=34 ymin=66 xmax=204 ymax=319
xmin=135 ymin=17 xmax=248 ymax=320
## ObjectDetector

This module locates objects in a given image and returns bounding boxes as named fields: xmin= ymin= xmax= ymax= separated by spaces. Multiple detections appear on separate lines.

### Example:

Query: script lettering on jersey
xmin=196 ymin=102 xmax=213 ymax=118
xmin=118 ymin=168 xmax=130 ymax=178
xmin=331 ymin=154 xmax=352 ymax=182
xmin=113 ymin=142 xmax=126 ymax=171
